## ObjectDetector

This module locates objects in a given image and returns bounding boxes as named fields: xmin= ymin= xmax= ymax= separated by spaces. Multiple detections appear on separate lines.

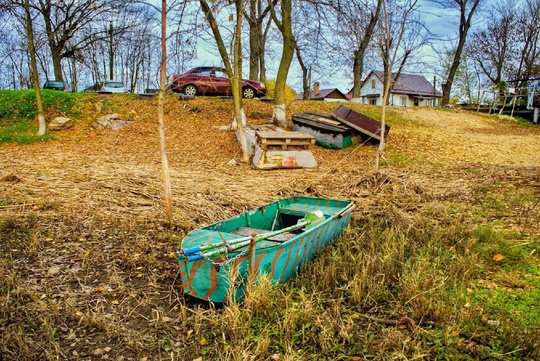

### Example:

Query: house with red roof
xmin=294 ymin=82 xmax=349 ymax=102
xmin=358 ymin=70 xmax=441 ymax=107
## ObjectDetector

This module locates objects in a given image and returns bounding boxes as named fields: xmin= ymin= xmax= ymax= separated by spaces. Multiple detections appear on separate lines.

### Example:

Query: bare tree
xmin=23 ymin=0 xmax=46 ymax=136
xmin=245 ymin=0 xmax=276 ymax=82
xmin=436 ymin=0 xmax=482 ymax=106
xmin=375 ymin=0 xmax=421 ymax=168
xmin=512 ymin=0 xmax=540 ymax=87
xmin=334 ymin=0 xmax=383 ymax=100
xmin=199 ymin=0 xmax=250 ymax=161
xmin=270 ymin=0 xmax=294 ymax=127
xmin=468 ymin=0 xmax=516 ymax=87
xmin=451 ymin=50 xmax=486 ymax=104
xmin=157 ymin=0 xmax=173 ymax=226
xmin=21 ymin=0 xmax=130 ymax=81
xmin=291 ymin=0 xmax=335 ymax=100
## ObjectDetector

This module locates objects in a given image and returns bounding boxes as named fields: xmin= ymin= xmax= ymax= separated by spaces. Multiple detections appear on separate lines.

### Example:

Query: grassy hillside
xmin=0 ymin=92 xmax=539 ymax=360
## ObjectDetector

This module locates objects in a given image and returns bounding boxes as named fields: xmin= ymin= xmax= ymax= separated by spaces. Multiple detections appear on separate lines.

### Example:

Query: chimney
xmin=313 ymin=82 xmax=320 ymax=96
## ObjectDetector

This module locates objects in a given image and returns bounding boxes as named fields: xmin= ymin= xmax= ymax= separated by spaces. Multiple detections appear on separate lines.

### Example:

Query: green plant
xmin=0 ymin=121 xmax=55 ymax=145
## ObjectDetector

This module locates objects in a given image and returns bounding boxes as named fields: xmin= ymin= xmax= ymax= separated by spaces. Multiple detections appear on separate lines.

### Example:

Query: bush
xmin=263 ymin=80 xmax=297 ymax=101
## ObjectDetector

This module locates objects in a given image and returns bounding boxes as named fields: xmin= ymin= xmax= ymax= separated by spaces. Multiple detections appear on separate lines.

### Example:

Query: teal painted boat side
xmin=177 ymin=196 xmax=354 ymax=303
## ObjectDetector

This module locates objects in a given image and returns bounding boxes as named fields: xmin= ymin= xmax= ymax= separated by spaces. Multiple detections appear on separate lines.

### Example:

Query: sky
xmin=186 ymin=0 xmax=486 ymax=94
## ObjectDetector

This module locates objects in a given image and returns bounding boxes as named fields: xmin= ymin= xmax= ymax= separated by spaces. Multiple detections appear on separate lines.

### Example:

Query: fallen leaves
xmin=493 ymin=254 xmax=505 ymax=262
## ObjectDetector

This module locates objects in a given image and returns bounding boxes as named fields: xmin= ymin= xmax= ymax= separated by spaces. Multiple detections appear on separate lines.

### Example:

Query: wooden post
xmin=248 ymin=233 xmax=257 ymax=279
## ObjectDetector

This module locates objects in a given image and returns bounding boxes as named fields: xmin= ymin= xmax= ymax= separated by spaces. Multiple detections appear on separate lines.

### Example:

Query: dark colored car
xmin=43 ymin=80 xmax=69 ymax=91
xmin=83 ymin=83 xmax=101 ymax=92
xmin=170 ymin=66 xmax=267 ymax=99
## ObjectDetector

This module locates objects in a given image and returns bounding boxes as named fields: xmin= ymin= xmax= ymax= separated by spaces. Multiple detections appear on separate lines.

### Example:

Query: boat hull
xmin=177 ymin=196 xmax=354 ymax=303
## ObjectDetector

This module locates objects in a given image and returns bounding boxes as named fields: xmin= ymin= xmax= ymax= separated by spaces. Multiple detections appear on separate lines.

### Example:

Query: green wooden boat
xmin=176 ymin=196 xmax=355 ymax=303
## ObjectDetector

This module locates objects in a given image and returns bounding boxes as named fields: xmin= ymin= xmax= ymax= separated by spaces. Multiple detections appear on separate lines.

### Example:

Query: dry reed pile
xmin=1 ymin=96 xmax=539 ymax=360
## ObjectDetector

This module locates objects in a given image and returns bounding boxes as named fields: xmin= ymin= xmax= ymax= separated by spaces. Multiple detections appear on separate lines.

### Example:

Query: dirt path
xmin=395 ymin=107 xmax=540 ymax=167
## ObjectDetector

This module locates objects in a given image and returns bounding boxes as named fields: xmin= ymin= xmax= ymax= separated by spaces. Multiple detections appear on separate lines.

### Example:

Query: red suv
xmin=170 ymin=67 xmax=267 ymax=99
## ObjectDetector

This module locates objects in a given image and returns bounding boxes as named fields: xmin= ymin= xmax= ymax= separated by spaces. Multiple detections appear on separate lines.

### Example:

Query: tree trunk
xmin=350 ymin=0 xmax=382 ymax=101
xmin=40 ymin=3 xmax=64 ymax=81
xmin=233 ymin=0 xmax=249 ymax=162
xmin=259 ymin=16 xmax=273 ymax=83
xmin=158 ymin=0 xmax=173 ymax=226
xmin=24 ymin=0 xmax=46 ymax=136
xmin=441 ymin=0 xmax=481 ymax=106
xmin=247 ymin=10 xmax=263 ymax=80
xmin=294 ymin=42 xmax=310 ymax=100
xmin=200 ymin=0 xmax=249 ymax=162
xmin=109 ymin=21 xmax=114 ymax=80
xmin=375 ymin=73 xmax=392 ymax=170
xmin=271 ymin=0 xmax=294 ymax=128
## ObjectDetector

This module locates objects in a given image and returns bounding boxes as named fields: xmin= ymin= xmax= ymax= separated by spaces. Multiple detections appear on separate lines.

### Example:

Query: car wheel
xmin=242 ymin=86 xmax=255 ymax=99
xmin=183 ymin=85 xmax=197 ymax=96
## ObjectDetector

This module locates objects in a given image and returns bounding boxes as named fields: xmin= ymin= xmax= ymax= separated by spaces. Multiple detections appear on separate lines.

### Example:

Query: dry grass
xmin=1 ymin=95 xmax=539 ymax=360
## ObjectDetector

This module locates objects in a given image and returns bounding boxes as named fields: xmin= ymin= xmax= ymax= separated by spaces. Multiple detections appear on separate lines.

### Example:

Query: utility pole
xmin=433 ymin=76 xmax=436 ymax=107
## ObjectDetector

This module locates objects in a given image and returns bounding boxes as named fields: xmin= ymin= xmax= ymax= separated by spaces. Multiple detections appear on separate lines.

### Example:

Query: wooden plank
xmin=256 ymin=131 xmax=315 ymax=140
xmin=293 ymin=113 xmax=348 ymax=128
xmin=332 ymin=105 xmax=390 ymax=141
xmin=256 ymin=130 xmax=315 ymax=150
xmin=292 ymin=114 xmax=352 ymax=133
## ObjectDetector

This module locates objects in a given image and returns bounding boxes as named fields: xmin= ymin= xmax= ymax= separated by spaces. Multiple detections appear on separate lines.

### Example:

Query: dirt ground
xmin=1 ymin=96 xmax=539 ymax=359
xmin=3 ymin=98 xmax=538 ymax=220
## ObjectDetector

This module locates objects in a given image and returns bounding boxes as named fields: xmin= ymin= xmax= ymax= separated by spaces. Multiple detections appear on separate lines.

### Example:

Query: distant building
xmin=295 ymin=82 xmax=349 ymax=102
xmin=358 ymin=70 xmax=441 ymax=107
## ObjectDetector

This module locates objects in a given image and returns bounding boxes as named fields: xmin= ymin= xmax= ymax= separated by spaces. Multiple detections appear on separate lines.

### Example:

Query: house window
xmin=371 ymin=79 xmax=376 ymax=89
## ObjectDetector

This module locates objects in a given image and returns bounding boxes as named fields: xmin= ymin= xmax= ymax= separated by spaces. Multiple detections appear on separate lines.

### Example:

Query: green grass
xmin=0 ymin=121 xmax=55 ymax=144
xmin=497 ymin=114 xmax=537 ymax=128
xmin=0 ymin=89 xmax=84 ymax=145
xmin=0 ymin=89 xmax=82 ymax=121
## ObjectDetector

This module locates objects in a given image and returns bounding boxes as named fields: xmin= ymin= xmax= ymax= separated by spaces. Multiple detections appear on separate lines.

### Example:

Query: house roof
xmin=295 ymin=88 xmax=348 ymax=100
xmin=365 ymin=70 xmax=442 ymax=98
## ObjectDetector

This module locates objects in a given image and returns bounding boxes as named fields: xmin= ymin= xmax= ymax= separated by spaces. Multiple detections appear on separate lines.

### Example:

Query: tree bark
xmin=233 ymin=0 xmax=249 ymax=162
xmin=294 ymin=40 xmax=310 ymax=100
xmin=158 ymin=0 xmax=173 ymax=226
xmin=350 ymin=0 xmax=383 ymax=100
xmin=441 ymin=0 xmax=482 ymax=106
xmin=200 ymin=0 xmax=249 ymax=162
xmin=24 ymin=0 xmax=46 ymax=136
xmin=271 ymin=0 xmax=294 ymax=128
xmin=245 ymin=0 xmax=275 ymax=82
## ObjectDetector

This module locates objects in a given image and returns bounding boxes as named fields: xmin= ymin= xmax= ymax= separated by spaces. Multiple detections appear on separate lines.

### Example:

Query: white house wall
xmin=360 ymin=74 xmax=385 ymax=105
xmin=360 ymin=73 xmax=439 ymax=107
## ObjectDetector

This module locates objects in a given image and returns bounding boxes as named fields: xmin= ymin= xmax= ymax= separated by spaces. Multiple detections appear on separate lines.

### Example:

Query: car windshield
xmin=104 ymin=82 xmax=124 ymax=88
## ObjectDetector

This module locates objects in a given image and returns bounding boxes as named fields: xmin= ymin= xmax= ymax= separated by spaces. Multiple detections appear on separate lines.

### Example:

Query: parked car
xmin=43 ymin=80 xmax=69 ymax=92
xmin=83 ymin=83 xmax=101 ymax=92
xmin=98 ymin=81 xmax=129 ymax=94
xmin=170 ymin=67 xmax=267 ymax=99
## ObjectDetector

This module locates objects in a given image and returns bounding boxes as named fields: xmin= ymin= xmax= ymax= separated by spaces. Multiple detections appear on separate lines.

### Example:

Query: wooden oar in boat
xmin=183 ymin=211 xmax=325 ymax=262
